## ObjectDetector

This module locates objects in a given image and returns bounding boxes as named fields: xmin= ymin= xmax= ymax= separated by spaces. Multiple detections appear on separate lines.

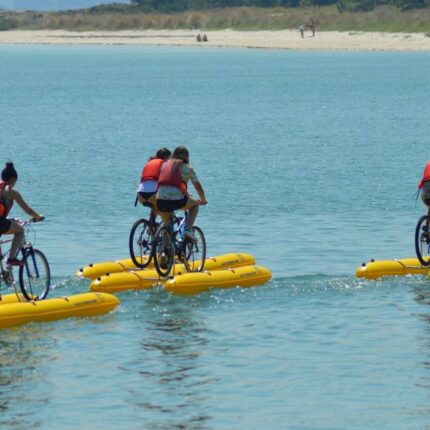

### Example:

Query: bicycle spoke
xmin=129 ymin=219 xmax=154 ymax=268
xmin=19 ymin=249 xmax=50 ymax=301
xmin=415 ymin=215 xmax=430 ymax=266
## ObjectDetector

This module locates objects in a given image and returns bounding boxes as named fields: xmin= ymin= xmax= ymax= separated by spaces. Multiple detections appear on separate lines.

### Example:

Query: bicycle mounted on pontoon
xmin=152 ymin=210 xmax=206 ymax=277
xmin=0 ymin=218 xmax=50 ymax=301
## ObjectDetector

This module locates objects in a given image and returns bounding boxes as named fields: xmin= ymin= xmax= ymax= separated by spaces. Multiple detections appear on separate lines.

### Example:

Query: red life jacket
xmin=0 ymin=181 xmax=13 ymax=218
xmin=140 ymin=158 xmax=164 ymax=182
xmin=418 ymin=162 xmax=430 ymax=189
xmin=158 ymin=159 xmax=187 ymax=193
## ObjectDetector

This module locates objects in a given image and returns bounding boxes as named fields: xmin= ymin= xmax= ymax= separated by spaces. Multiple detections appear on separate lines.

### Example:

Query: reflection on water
xmin=131 ymin=308 xmax=214 ymax=429
xmin=412 ymin=280 xmax=430 ymax=327
xmin=0 ymin=327 xmax=57 ymax=429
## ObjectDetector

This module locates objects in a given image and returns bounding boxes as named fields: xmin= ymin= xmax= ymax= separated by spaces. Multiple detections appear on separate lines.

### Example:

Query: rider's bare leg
xmin=147 ymin=195 xmax=160 ymax=220
xmin=5 ymin=220 xmax=24 ymax=259
xmin=182 ymin=197 xmax=200 ymax=230
xmin=138 ymin=194 xmax=160 ymax=220
xmin=159 ymin=211 xmax=172 ymax=227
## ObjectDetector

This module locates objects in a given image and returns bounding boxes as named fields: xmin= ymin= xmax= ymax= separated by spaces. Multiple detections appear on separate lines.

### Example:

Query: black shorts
xmin=156 ymin=196 xmax=188 ymax=212
xmin=138 ymin=192 xmax=156 ymax=208
xmin=138 ymin=191 xmax=156 ymax=201
xmin=0 ymin=217 xmax=11 ymax=235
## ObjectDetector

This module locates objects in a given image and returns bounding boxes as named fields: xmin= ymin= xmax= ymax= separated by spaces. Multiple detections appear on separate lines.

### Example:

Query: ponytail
xmin=1 ymin=162 xmax=18 ymax=182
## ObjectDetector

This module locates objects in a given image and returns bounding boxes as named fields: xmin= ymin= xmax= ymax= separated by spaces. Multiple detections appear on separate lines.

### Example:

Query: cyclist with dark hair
xmin=156 ymin=146 xmax=207 ymax=240
xmin=0 ymin=162 xmax=44 ymax=266
xmin=137 ymin=147 xmax=171 ymax=221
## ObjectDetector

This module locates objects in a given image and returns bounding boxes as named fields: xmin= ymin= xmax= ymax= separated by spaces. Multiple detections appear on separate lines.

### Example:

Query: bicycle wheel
xmin=415 ymin=215 xmax=430 ymax=266
xmin=183 ymin=226 xmax=206 ymax=273
xmin=153 ymin=226 xmax=175 ymax=277
xmin=19 ymin=248 xmax=50 ymax=301
xmin=129 ymin=219 xmax=154 ymax=268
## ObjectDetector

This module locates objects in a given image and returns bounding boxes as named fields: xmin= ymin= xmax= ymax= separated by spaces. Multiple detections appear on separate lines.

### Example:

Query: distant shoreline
xmin=0 ymin=29 xmax=429 ymax=51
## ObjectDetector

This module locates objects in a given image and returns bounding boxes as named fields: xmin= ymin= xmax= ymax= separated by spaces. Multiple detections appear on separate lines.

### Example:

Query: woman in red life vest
xmin=137 ymin=147 xmax=171 ymax=215
xmin=0 ymin=162 xmax=44 ymax=266
xmin=418 ymin=161 xmax=430 ymax=215
xmin=156 ymin=146 xmax=207 ymax=240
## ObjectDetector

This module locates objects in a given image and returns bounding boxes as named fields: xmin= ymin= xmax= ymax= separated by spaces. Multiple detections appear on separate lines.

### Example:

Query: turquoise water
xmin=1 ymin=45 xmax=430 ymax=429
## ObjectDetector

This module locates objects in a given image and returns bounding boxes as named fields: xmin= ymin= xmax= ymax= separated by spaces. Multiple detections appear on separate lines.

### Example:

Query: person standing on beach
xmin=299 ymin=24 xmax=305 ymax=38
xmin=310 ymin=18 xmax=316 ymax=37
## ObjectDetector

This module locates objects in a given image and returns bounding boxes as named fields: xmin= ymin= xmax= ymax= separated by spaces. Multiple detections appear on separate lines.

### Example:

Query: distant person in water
xmin=299 ymin=24 xmax=305 ymax=38
xmin=196 ymin=34 xmax=202 ymax=42
xmin=309 ymin=18 xmax=316 ymax=37
xmin=418 ymin=161 xmax=430 ymax=216
xmin=0 ymin=162 xmax=44 ymax=266
xmin=137 ymin=147 xmax=171 ymax=218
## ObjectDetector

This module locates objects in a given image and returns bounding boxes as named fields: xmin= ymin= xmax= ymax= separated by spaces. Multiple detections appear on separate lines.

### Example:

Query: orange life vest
xmin=158 ymin=159 xmax=187 ymax=193
xmin=0 ymin=181 xmax=13 ymax=218
xmin=140 ymin=158 xmax=164 ymax=182
xmin=418 ymin=162 xmax=430 ymax=189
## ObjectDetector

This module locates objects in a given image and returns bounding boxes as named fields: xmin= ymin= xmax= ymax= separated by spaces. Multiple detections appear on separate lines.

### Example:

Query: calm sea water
xmin=0 ymin=45 xmax=430 ymax=429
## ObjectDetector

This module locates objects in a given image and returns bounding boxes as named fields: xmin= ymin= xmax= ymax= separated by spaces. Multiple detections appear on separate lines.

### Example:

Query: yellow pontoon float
xmin=78 ymin=253 xmax=256 ymax=280
xmin=356 ymin=257 xmax=430 ymax=280
xmin=89 ymin=253 xmax=258 ymax=294
xmin=0 ymin=292 xmax=119 ymax=329
xmin=164 ymin=265 xmax=272 ymax=295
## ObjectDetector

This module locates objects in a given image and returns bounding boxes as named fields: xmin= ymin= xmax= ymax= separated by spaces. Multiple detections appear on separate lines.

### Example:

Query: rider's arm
xmin=185 ymin=164 xmax=207 ymax=205
xmin=192 ymin=180 xmax=207 ymax=205
xmin=9 ymin=189 xmax=43 ymax=220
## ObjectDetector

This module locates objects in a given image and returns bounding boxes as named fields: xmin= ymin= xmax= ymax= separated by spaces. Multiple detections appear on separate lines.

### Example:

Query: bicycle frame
xmin=0 ymin=219 xmax=44 ymax=291
xmin=0 ymin=236 xmax=33 ymax=293
xmin=0 ymin=237 xmax=13 ymax=286
xmin=152 ymin=208 xmax=206 ymax=277
xmin=21 ymin=245 xmax=41 ymax=278
xmin=170 ymin=212 xmax=189 ymax=251
xmin=149 ymin=211 xmax=157 ymax=227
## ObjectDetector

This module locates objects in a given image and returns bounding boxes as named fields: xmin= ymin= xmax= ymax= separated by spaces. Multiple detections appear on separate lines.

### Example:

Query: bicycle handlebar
xmin=12 ymin=216 xmax=45 ymax=226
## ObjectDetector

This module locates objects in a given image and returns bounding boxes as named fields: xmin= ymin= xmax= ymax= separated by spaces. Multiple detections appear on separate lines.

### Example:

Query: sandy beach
xmin=0 ymin=29 xmax=428 ymax=51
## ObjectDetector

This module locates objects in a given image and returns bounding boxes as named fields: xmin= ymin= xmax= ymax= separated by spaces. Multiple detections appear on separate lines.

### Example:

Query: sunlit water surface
xmin=0 ymin=46 xmax=430 ymax=429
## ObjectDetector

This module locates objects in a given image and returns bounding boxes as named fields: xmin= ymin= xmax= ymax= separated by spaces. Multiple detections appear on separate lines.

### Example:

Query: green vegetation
xmin=0 ymin=16 xmax=17 ymax=31
xmin=0 ymin=3 xmax=429 ymax=32
xmin=129 ymin=0 xmax=430 ymax=13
